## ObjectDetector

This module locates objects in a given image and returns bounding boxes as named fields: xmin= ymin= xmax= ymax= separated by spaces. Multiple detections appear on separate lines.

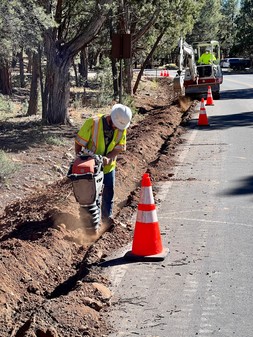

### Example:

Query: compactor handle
xmin=77 ymin=149 xmax=102 ymax=162
xmin=78 ymin=148 xmax=95 ymax=158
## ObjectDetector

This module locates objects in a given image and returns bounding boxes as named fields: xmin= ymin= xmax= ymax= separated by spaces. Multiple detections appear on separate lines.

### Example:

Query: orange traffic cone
xmin=206 ymin=86 xmax=214 ymax=106
xmin=160 ymin=70 xmax=164 ymax=77
xmin=198 ymin=98 xmax=209 ymax=126
xmin=125 ymin=173 xmax=169 ymax=261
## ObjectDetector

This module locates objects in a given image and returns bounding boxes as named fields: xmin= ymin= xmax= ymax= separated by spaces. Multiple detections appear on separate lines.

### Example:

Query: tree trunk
xmin=38 ymin=46 xmax=47 ymax=120
xmin=124 ymin=58 xmax=133 ymax=95
xmin=27 ymin=53 xmax=39 ymax=116
xmin=27 ymin=50 xmax=32 ymax=73
xmin=133 ymin=31 xmax=165 ymax=94
xmin=18 ymin=50 xmax=25 ymax=88
xmin=0 ymin=60 xmax=12 ymax=95
xmin=43 ymin=42 xmax=71 ymax=124
xmin=73 ymin=61 xmax=79 ymax=87
xmin=79 ymin=47 xmax=89 ymax=87
xmin=111 ymin=58 xmax=118 ymax=99
xmin=45 ymin=62 xmax=71 ymax=124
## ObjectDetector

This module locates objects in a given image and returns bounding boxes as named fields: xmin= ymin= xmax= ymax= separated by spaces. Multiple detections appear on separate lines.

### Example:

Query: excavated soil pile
xmin=0 ymin=77 xmax=195 ymax=336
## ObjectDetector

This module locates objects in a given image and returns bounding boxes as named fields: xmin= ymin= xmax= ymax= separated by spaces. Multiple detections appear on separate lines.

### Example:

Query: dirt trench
xmin=0 ymin=77 xmax=195 ymax=336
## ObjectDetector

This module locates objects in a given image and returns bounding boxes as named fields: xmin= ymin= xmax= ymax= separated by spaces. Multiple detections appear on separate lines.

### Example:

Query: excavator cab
xmin=194 ymin=41 xmax=221 ymax=65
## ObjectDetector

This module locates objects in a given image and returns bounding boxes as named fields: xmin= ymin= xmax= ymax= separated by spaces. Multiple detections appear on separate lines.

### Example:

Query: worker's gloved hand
xmin=103 ymin=156 xmax=113 ymax=166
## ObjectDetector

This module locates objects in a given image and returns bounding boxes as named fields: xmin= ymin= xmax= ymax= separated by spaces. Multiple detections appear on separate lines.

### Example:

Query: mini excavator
xmin=173 ymin=37 xmax=223 ymax=99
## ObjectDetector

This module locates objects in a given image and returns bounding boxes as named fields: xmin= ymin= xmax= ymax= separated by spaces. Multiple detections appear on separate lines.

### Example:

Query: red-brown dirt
xmin=0 ymin=76 xmax=195 ymax=336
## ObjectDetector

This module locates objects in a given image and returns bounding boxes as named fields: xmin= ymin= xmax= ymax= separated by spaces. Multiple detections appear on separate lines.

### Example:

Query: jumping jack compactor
xmin=67 ymin=152 xmax=104 ymax=231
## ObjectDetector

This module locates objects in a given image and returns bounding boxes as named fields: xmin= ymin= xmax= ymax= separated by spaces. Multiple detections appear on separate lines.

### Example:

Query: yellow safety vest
xmin=75 ymin=115 xmax=127 ymax=174
xmin=198 ymin=53 xmax=216 ymax=65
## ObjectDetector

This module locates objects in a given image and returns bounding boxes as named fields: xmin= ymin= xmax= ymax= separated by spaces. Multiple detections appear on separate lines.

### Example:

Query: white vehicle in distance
xmin=220 ymin=58 xmax=251 ymax=70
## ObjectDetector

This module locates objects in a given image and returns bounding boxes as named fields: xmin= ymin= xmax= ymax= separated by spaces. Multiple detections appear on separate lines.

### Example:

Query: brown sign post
xmin=112 ymin=34 xmax=132 ymax=103
xmin=112 ymin=34 xmax=132 ymax=59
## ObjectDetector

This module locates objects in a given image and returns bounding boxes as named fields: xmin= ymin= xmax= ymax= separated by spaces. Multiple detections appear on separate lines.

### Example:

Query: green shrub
xmin=44 ymin=135 xmax=66 ymax=146
xmin=0 ymin=150 xmax=18 ymax=182
xmin=0 ymin=95 xmax=13 ymax=120
xmin=122 ymin=94 xmax=138 ymax=116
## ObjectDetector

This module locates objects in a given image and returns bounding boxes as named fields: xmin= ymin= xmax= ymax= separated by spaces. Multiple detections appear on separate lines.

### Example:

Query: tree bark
xmin=27 ymin=50 xmax=32 ymax=73
xmin=27 ymin=53 xmax=39 ymax=116
xmin=38 ymin=46 xmax=47 ymax=121
xmin=43 ymin=40 xmax=71 ymax=124
xmin=124 ymin=58 xmax=132 ymax=95
xmin=111 ymin=58 xmax=119 ymax=99
xmin=18 ymin=50 xmax=25 ymax=88
xmin=0 ymin=60 xmax=12 ymax=95
xmin=73 ymin=61 xmax=79 ymax=87
xmin=79 ymin=47 xmax=89 ymax=87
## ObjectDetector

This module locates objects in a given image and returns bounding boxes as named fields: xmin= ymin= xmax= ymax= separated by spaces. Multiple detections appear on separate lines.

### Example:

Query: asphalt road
xmin=103 ymin=73 xmax=253 ymax=337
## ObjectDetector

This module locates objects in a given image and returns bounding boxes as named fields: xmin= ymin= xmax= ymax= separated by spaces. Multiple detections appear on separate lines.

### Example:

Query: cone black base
xmin=124 ymin=247 xmax=169 ymax=262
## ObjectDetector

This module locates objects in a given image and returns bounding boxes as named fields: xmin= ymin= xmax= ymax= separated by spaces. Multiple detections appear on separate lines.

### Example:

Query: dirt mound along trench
xmin=0 ymin=78 xmax=195 ymax=336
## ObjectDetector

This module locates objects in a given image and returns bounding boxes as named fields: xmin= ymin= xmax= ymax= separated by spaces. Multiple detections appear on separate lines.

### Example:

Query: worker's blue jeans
xmin=102 ymin=169 xmax=115 ymax=219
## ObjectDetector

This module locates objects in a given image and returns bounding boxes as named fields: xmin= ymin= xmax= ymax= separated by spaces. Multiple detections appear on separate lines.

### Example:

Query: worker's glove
xmin=103 ymin=156 xmax=113 ymax=166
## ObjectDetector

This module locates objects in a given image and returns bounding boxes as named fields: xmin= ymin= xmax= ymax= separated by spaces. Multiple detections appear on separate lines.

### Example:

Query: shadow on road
xmin=208 ymin=110 xmax=253 ymax=129
xmin=220 ymin=88 xmax=253 ymax=100
xmin=188 ymin=110 xmax=253 ymax=130
xmin=99 ymin=256 xmax=136 ymax=268
xmin=218 ymin=175 xmax=253 ymax=197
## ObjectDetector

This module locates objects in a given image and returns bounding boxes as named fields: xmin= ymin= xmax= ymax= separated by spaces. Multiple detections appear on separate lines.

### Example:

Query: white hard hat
xmin=206 ymin=47 xmax=211 ymax=52
xmin=110 ymin=104 xmax=132 ymax=130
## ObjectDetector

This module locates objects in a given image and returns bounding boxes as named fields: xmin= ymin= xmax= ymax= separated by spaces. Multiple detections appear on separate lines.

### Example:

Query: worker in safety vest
xmin=198 ymin=47 xmax=216 ymax=64
xmin=75 ymin=103 xmax=132 ymax=223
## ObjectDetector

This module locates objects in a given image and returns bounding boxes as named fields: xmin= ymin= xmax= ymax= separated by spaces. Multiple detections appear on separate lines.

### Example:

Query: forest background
xmin=0 ymin=0 xmax=252 ymax=181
